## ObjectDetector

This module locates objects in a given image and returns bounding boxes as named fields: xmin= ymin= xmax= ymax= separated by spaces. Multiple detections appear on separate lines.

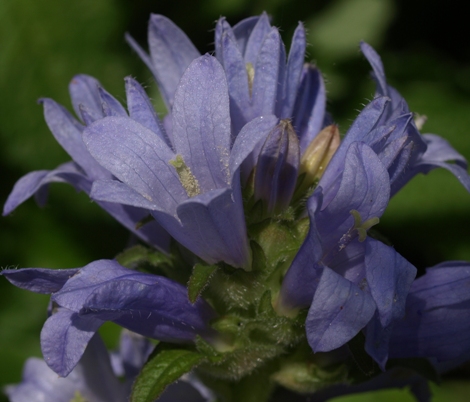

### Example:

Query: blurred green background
xmin=0 ymin=0 xmax=469 ymax=400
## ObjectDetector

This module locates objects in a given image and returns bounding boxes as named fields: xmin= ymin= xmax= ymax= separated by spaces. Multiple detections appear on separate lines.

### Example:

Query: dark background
xmin=1 ymin=0 xmax=469 ymax=400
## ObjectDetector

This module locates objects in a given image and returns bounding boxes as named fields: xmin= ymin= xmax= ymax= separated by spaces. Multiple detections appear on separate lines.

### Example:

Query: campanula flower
xmin=3 ymin=75 xmax=171 ymax=252
xmin=280 ymin=141 xmax=417 ymax=362
xmin=1 ymin=260 xmax=216 ymax=376
xmin=388 ymin=261 xmax=470 ymax=365
xmin=5 ymin=334 xmax=126 ymax=402
xmin=360 ymin=42 xmax=470 ymax=194
xmin=84 ymin=55 xmax=278 ymax=269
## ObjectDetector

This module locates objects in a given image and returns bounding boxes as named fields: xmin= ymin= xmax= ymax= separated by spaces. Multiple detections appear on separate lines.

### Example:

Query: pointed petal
xmin=293 ymin=65 xmax=327 ymax=154
xmin=394 ymin=134 xmax=470 ymax=193
xmin=41 ymin=98 xmax=109 ymax=180
xmin=244 ymin=12 xmax=271 ymax=64
xmin=252 ymin=27 xmax=286 ymax=117
xmin=280 ymin=22 xmax=306 ymax=119
xmin=68 ymin=74 xmax=103 ymax=122
xmin=365 ymin=238 xmax=416 ymax=327
xmin=172 ymin=55 xmax=231 ymax=190
xmin=125 ymin=32 xmax=158 ymax=81
xmin=360 ymin=42 xmax=388 ymax=97
xmin=306 ymin=267 xmax=376 ymax=352
xmin=147 ymin=14 xmax=200 ymax=108
xmin=232 ymin=16 xmax=261 ymax=56
xmin=41 ymin=309 xmax=104 ymax=377
xmin=98 ymin=87 xmax=128 ymax=117
xmin=83 ymin=116 xmax=187 ymax=216
xmin=319 ymin=97 xmax=389 ymax=197
xmin=1 ymin=268 xmax=79 ymax=294
xmin=3 ymin=163 xmax=90 ymax=216
xmin=217 ymin=21 xmax=252 ymax=134
xmin=125 ymin=76 xmax=171 ymax=148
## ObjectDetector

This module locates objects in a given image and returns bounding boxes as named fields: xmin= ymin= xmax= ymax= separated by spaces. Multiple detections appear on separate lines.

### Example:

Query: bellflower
xmin=5 ymin=334 xmax=127 ymax=402
xmin=388 ymin=262 xmax=470 ymax=365
xmin=1 ymin=260 xmax=216 ymax=376
xmin=6 ymin=329 xmax=213 ymax=402
xmin=84 ymin=55 xmax=278 ymax=269
xmin=360 ymin=42 xmax=470 ymax=195
xmin=3 ymin=74 xmax=171 ymax=252
xmin=125 ymin=14 xmax=327 ymax=213
xmin=280 ymin=140 xmax=417 ymax=364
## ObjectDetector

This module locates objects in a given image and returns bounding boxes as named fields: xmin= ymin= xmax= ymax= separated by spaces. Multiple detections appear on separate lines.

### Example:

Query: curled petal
xmin=41 ymin=309 xmax=104 ymax=377
xmin=1 ymin=267 xmax=79 ymax=294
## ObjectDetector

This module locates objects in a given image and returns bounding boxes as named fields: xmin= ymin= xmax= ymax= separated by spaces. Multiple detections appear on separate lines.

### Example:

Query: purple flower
xmin=5 ymin=328 xmax=212 ymax=402
xmin=5 ymin=334 xmax=127 ymax=402
xmin=388 ymin=261 xmax=470 ymax=367
xmin=3 ymin=75 xmax=171 ymax=253
xmin=1 ymin=260 xmax=216 ymax=377
xmin=84 ymin=55 xmax=278 ymax=269
xmin=280 ymin=140 xmax=417 ymax=362
xmin=360 ymin=42 xmax=470 ymax=195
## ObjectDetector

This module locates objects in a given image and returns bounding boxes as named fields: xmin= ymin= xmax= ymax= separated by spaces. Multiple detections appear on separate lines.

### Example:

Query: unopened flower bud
xmin=254 ymin=119 xmax=300 ymax=216
xmin=297 ymin=125 xmax=340 ymax=194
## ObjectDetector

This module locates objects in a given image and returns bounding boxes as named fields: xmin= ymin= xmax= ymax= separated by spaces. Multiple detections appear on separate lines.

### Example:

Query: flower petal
xmin=216 ymin=20 xmax=252 ymax=134
xmin=41 ymin=98 xmax=109 ymax=180
xmin=41 ymin=309 xmax=104 ymax=377
xmin=125 ymin=76 xmax=172 ymax=148
xmin=317 ymin=142 xmax=390 ymax=246
xmin=147 ymin=14 xmax=200 ymax=108
xmin=68 ymin=74 xmax=103 ymax=122
xmin=171 ymin=55 xmax=232 ymax=191
xmin=252 ymin=27 xmax=286 ymax=117
xmin=365 ymin=238 xmax=416 ymax=327
xmin=280 ymin=22 xmax=306 ymax=119
xmin=171 ymin=188 xmax=250 ymax=269
xmin=83 ymin=116 xmax=186 ymax=216
xmin=3 ymin=163 xmax=89 ymax=216
xmin=244 ymin=12 xmax=271 ymax=64
xmin=1 ymin=268 xmax=79 ymax=294
xmin=280 ymin=192 xmax=325 ymax=309
xmin=306 ymin=267 xmax=376 ymax=352
xmin=292 ymin=65 xmax=327 ymax=154
xmin=389 ymin=262 xmax=470 ymax=362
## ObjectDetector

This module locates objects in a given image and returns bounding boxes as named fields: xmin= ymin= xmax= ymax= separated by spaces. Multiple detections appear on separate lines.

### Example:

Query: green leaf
xmin=130 ymin=348 xmax=206 ymax=402
xmin=188 ymin=263 xmax=219 ymax=303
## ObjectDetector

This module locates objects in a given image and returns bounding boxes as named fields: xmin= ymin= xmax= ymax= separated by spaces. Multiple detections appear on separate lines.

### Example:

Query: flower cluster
xmin=2 ymin=12 xmax=470 ymax=402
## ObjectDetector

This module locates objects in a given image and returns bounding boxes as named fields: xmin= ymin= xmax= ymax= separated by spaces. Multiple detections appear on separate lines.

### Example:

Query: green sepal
xmin=115 ymin=243 xmax=192 ymax=284
xmin=272 ymin=340 xmax=349 ymax=394
xmin=188 ymin=263 xmax=218 ymax=304
xmin=195 ymin=336 xmax=225 ymax=364
xmin=130 ymin=345 xmax=206 ymax=402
